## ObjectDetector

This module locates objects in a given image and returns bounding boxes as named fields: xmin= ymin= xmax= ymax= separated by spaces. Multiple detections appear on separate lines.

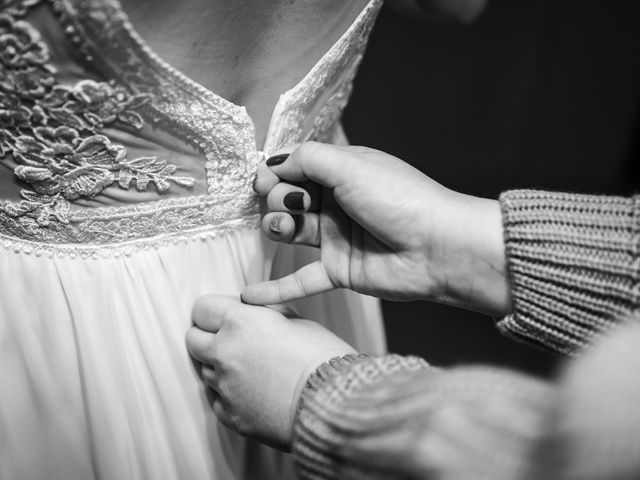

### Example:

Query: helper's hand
xmin=244 ymin=142 xmax=511 ymax=317
xmin=185 ymin=294 xmax=355 ymax=451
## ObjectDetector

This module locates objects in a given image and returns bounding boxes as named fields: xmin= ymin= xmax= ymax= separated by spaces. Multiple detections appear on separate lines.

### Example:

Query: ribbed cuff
xmin=498 ymin=190 xmax=640 ymax=355
xmin=293 ymin=354 xmax=429 ymax=480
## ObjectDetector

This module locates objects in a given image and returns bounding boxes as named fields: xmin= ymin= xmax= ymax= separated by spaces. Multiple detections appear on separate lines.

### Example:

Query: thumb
xmin=241 ymin=261 xmax=335 ymax=305
xmin=192 ymin=293 xmax=243 ymax=332
xmin=266 ymin=142 xmax=356 ymax=188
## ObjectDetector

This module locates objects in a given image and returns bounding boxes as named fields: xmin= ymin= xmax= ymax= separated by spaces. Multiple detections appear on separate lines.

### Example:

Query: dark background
xmin=343 ymin=0 xmax=640 ymax=377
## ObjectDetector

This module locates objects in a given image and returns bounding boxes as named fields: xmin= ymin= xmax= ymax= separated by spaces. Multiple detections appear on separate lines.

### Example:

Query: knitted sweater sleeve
xmin=293 ymin=323 xmax=640 ymax=480
xmin=498 ymin=190 xmax=640 ymax=355
xmin=293 ymin=354 xmax=553 ymax=480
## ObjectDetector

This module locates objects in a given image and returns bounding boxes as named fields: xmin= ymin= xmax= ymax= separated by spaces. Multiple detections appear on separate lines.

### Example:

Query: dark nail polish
xmin=269 ymin=216 xmax=282 ymax=233
xmin=283 ymin=192 xmax=304 ymax=211
xmin=266 ymin=153 xmax=289 ymax=166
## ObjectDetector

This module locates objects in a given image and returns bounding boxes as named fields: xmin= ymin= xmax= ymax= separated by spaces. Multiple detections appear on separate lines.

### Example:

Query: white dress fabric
xmin=0 ymin=0 xmax=385 ymax=479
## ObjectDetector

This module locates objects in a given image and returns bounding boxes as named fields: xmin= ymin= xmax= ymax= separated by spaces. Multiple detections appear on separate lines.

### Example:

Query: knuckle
xmin=210 ymin=339 xmax=226 ymax=361
xmin=276 ymin=280 xmax=286 ymax=304
xmin=202 ymin=347 xmax=218 ymax=366
xmin=296 ymin=141 xmax=323 ymax=161
xmin=293 ymin=273 xmax=308 ymax=298
xmin=201 ymin=367 xmax=216 ymax=385
xmin=212 ymin=339 xmax=233 ymax=365
xmin=222 ymin=305 xmax=243 ymax=326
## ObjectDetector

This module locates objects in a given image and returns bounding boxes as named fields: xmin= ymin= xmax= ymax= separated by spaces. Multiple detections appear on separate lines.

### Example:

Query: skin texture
xmin=246 ymin=142 xmax=512 ymax=317
xmin=186 ymin=295 xmax=355 ymax=450
xmin=119 ymin=0 xmax=487 ymax=148
xmin=186 ymin=142 xmax=512 ymax=449
xmin=176 ymin=0 xmax=491 ymax=452
xmin=121 ymin=0 xmax=370 ymax=148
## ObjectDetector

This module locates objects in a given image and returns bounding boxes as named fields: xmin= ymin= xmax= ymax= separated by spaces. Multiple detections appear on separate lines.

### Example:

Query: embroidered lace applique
xmin=0 ymin=0 xmax=382 ymax=252
xmin=0 ymin=0 xmax=39 ymax=17
xmin=310 ymin=59 xmax=361 ymax=143
xmin=261 ymin=3 xmax=377 ymax=153
xmin=0 ymin=9 xmax=195 ymax=221
xmin=57 ymin=0 xmax=257 ymax=198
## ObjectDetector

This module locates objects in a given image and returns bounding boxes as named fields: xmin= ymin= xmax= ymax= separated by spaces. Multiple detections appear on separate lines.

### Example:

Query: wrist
xmin=427 ymin=192 xmax=512 ymax=316
xmin=286 ymin=346 xmax=358 ymax=449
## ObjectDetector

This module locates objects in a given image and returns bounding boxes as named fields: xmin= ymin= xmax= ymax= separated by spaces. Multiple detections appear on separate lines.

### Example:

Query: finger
xmin=185 ymin=326 xmax=217 ymax=364
xmin=262 ymin=212 xmax=296 ymax=243
xmin=192 ymin=294 xmax=243 ymax=332
xmin=262 ymin=212 xmax=320 ymax=247
xmin=204 ymin=387 xmax=231 ymax=427
xmin=241 ymin=261 xmax=334 ymax=305
xmin=253 ymin=160 xmax=280 ymax=196
xmin=201 ymin=365 xmax=218 ymax=388
xmin=266 ymin=182 xmax=311 ymax=213
xmin=266 ymin=141 xmax=357 ymax=187
xmin=268 ymin=302 xmax=301 ymax=318
xmin=211 ymin=396 xmax=232 ymax=430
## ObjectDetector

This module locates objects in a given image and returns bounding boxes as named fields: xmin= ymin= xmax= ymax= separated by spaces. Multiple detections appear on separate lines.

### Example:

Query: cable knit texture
xmin=292 ymin=190 xmax=640 ymax=480
xmin=498 ymin=190 xmax=640 ymax=355
xmin=294 ymin=355 xmax=553 ymax=480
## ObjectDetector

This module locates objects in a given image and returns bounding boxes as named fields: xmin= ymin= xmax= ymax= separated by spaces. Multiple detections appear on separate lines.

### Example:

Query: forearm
xmin=293 ymin=354 xmax=552 ymax=480
xmin=498 ymin=190 xmax=640 ymax=355
xmin=293 ymin=321 xmax=640 ymax=480
xmin=442 ymin=189 xmax=640 ymax=355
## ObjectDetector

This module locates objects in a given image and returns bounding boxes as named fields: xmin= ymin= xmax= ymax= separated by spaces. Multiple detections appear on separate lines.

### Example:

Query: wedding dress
xmin=0 ymin=0 xmax=385 ymax=478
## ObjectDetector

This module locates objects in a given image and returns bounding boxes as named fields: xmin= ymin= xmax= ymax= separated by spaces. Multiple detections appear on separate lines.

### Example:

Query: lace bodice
xmin=0 ymin=0 xmax=382 ymax=255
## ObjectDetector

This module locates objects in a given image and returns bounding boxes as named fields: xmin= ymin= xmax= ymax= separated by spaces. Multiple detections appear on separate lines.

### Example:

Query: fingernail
xmin=283 ymin=192 xmax=304 ymax=211
xmin=266 ymin=153 xmax=289 ymax=166
xmin=269 ymin=215 xmax=282 ymax=233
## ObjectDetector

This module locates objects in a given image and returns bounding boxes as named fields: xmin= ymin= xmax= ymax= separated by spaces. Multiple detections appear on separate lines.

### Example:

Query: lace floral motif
xmin=1 ymin=191 xmax=260 ymax=252
xmin=62 ymin=0 xmax=259 ymax=198
xmin=0 ymin=0 xmax=382 ymax=251
xmin=0 ymin=189 xmax=70 ymax=227
xmin=0 ymin=9 xmax=195 ymax=225
xmin=0 ymin=0 xmax=40 ymax=17
xmin=311 ymin=58 xmax=361 ymax=143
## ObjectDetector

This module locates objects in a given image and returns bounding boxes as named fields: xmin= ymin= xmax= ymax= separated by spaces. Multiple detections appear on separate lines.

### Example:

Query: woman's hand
xmin=185 ymin=294 xmax=355 ymax=451
xmin=244 ymin=142 xmax=512 ymax=317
